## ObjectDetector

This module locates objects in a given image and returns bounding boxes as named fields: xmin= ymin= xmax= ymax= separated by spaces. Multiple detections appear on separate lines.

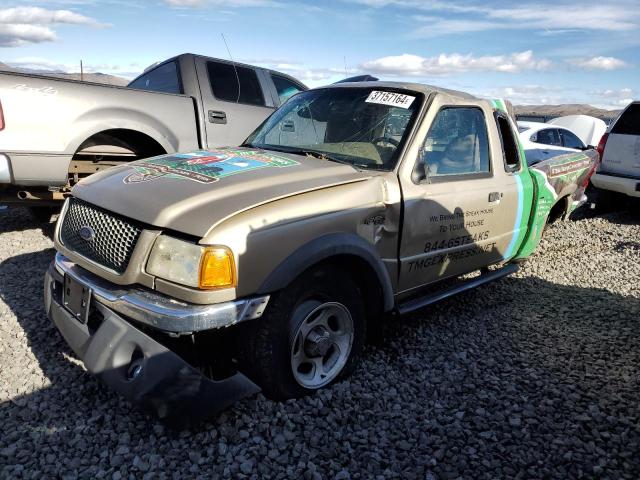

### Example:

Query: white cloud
xmin=485 ymin=4 xmax=637 ymax=32
xmin=361 ymin=50 xmax=551 ymax=76
xmin=0 ymin=24 xmax=56 ymax=47
xmin=476 ymin=84 xmax=633 ymax=109
xmin=590 ymin=88 xmax=634 ymax=98
xmin=478 ymin=85 xmax=568 ymax=105
xmin=0 ymin=6 xmax=107 ymax=47
xmin=164 ymin=0 xmax=278 ymax=7
xmin=0 ymin=6 xmax=103 ymax=26
xmin=165 ymin=0 xmax=206 ymax=5
xmin=569 ymin=56 xmax=628 ymax=70
xmin=588 ymin=88 xmax=635 ymax=108
xmin=349 ymin=0 xmax=640 ymax=34
xmin=411 ymin=16 xmax=503 ymax=38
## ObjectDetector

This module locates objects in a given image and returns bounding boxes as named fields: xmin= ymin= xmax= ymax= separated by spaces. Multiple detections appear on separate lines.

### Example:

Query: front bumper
xmin=53 ymin=253 xmax=269 ymax=334
xmin=44 ymin=258 xmax=262 ymax=423
xmin=591 ymin=172 xmax=640 ymax=198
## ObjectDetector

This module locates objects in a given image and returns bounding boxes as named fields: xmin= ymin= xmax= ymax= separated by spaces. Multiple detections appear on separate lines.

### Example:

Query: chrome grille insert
xmin=60 ymin=198 xmax=142 ymax=274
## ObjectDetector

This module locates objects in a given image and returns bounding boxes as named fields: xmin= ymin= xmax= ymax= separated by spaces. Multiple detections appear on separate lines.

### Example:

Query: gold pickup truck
xmin=44 ymin=82 xmax=597 ymax=422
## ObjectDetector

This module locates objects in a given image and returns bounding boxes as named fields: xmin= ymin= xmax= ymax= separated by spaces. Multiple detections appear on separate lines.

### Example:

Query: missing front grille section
xmin=60 ymin=198 xmax=143 ymax=274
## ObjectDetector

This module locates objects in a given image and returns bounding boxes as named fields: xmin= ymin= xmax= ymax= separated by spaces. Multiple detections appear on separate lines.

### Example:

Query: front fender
xmin=257 ymin=232 xmax=395 ymax=312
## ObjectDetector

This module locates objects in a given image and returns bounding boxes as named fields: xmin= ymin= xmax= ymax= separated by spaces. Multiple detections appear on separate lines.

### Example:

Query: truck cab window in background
xmin=244 ymin=88 xmax=421 ymax=171
xmin=496 ymin=114 xmax=522 ymax=172
xmin=271 ymin=74 xmax=305 ymax=104
xmin=207 ymin=61 xmax=265 ymax=106
xmin=611 ymin=103 xmax=640 ymax=135
xmin=128 ymin=61 xmax=182 ymax=94
xmin=415 ymin=107 xmax=490 ymax=182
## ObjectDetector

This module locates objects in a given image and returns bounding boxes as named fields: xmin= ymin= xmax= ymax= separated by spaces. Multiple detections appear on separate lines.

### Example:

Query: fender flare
xmin=66 ymin=123 xmax=176 ymax=158
xmin=257 ymin=233 xmax=395 ymax=312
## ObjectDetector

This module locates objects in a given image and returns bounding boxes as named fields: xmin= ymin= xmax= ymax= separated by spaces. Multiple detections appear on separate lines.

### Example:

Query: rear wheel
xmin=240 ymin=266 xmax=366 ymax=400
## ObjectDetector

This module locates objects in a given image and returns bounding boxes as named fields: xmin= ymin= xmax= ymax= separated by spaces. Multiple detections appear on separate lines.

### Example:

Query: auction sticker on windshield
xmin=366 ymin=91 xmax=415 ymax=109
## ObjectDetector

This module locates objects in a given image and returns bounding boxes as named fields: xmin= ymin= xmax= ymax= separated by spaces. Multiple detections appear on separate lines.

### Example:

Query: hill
xmin=0 ymin=62 xmax=129 ymax=86
xmin=514 ymin=104 xmax=621 ymax=122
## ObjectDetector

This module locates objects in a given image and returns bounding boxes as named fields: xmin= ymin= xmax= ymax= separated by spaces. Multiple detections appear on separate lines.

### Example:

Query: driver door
xmin=397 ymin=100 xmax=520 ymax=294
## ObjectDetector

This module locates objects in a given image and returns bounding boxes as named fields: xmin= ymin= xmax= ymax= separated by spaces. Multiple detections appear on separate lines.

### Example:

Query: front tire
xmin=240 ymin=266 xmax=366 ymax=400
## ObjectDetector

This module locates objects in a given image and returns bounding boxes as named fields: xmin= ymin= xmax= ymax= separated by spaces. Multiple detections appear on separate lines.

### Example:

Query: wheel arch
xmin=547 ymin=194 xmax=571 ymax=224
xmin=73 ymin=128 xmax=168 ymax=159
xmin=257 ymin=233 xmax=395 ymax=313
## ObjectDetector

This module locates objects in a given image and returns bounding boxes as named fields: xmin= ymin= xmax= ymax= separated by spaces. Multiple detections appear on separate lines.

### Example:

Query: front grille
xmin=60 ymin=198 xmax=142 ymax=274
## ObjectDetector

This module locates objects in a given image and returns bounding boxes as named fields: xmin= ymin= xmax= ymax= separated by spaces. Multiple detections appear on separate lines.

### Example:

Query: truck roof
xmin=319 ymin=80 xmax=479 ymax=101
xmin=142 ymin=53 xmax=306 ymax=88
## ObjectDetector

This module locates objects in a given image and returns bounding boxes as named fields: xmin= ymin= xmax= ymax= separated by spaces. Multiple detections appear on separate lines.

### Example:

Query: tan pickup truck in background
xmin=44 ymin=82 xmax=597 ymax=422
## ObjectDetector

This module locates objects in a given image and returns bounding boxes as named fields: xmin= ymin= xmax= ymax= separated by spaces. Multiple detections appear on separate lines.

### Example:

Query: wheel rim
xmin=290 ymin=301 xmax=354 ymax=389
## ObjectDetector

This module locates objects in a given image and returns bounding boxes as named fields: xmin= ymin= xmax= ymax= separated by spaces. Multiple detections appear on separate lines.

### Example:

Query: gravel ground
xmin=0 ymin=205 xmax=639 ymax=479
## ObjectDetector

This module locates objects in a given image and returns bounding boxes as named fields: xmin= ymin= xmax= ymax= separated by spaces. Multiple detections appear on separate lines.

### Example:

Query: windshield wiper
xmin=299 ymin=149 xmax=364 ymax=170
xmin=242 ymin=144 xmax=363 ymax=171
xmin=250 ymin=144 xmax=360 ymax=168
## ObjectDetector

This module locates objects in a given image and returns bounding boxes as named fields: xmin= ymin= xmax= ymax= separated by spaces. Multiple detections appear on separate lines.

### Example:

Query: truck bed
xmin=0 ymin=71 xmax=199 ymax=186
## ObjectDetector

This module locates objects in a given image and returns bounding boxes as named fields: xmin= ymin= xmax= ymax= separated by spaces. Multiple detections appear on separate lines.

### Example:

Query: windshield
xmin=244 ymin=87 xmax=422 ymax=171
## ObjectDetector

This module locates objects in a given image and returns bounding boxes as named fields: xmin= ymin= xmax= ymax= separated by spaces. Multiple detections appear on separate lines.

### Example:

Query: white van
xmin=591 ymin=102 xmax=640 ymax=202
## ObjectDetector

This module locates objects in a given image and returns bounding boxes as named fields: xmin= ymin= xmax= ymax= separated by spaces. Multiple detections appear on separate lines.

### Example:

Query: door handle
xmin=282 ymin=120 xmax=295 ymax=132
xmin=208 ymin=110 xmax=227 ymax=124
xmin=488 ymin=192 xmax=502 ymax=203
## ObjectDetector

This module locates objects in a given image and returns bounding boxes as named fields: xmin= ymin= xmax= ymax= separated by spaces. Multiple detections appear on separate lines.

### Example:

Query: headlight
xmin=146 ymin=236 xmax=236 ymax=289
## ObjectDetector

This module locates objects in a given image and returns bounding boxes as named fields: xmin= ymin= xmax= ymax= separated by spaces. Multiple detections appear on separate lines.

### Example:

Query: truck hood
xmin=72 ymin=147 xmax=372 ymax=237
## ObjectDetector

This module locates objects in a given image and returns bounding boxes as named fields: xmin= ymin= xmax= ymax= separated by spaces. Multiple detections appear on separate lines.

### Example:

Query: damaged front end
xmin=44 ymin=253 xmax=263 ymax=425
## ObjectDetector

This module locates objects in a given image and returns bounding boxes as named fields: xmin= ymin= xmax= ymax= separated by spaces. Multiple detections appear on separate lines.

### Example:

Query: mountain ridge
xmin=0 ymin=62 xmax=625 ymax=120
xmin=0 ymin=62 xmax=130 ymax=86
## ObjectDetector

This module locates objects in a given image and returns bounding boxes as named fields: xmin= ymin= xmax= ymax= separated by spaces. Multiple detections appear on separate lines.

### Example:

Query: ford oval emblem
xmin=78 ymin=225 xmax=95 ymax=242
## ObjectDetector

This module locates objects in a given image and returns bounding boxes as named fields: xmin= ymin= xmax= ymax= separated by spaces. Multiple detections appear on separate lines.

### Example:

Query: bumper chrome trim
xmin=52 ymin=252 xmax=270 ymax=333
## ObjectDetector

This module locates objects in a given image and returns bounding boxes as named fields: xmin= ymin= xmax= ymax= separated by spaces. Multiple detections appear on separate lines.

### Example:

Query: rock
xmin=1 ymin=206 xmax=640 ymax=479
xmin=240 ymin=460 xmax=253 ymax=474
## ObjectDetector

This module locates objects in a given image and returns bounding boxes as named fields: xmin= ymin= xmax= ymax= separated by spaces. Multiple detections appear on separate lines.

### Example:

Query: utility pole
xmin=80 ymin=60 xmax=84 ymax=81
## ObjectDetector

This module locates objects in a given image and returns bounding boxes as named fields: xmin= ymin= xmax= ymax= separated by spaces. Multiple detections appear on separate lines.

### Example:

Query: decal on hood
xmin=123 ymin=148 xmax=299 ymax=184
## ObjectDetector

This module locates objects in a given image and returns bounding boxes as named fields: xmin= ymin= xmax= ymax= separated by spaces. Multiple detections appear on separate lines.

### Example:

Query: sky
xmin=0 ymin=0 xmax=637 ymax=109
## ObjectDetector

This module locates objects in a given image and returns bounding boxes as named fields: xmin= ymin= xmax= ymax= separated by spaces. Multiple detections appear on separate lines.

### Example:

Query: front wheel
xmin=240 ymin=266 xmax=366 ymax=400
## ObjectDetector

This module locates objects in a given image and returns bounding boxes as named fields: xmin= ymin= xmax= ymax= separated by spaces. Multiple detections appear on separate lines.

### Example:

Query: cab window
xmin=496 ymin=113 xmax=522 ymax=173
xmin=207 ymin=61 xmax=265 ymax=106
xmin=415 ymin=107 xmax=490 ymax=181
xmin=271 ymin=74 xmax=305 ymax=104
xmin=128 ymin=61 xmax=182 ymax=94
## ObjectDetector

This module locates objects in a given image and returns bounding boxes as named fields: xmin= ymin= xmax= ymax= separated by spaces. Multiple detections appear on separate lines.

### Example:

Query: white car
xmin=548 ymin=115 xmax=606 ymax=148
xmin=518 ymin=121 xmax=588 ymax=165
xmin=591 ymin=101 xmax=640 ymax=202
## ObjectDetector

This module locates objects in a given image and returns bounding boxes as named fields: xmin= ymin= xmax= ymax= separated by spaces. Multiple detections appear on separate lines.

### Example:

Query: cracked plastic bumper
xmin=44 ymin=263 xmax=260 ymax=423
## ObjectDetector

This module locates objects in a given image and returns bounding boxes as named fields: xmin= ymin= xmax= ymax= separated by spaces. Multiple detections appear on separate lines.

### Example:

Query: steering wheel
xmin=372 ymin=136 xmax=400 ymax=147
